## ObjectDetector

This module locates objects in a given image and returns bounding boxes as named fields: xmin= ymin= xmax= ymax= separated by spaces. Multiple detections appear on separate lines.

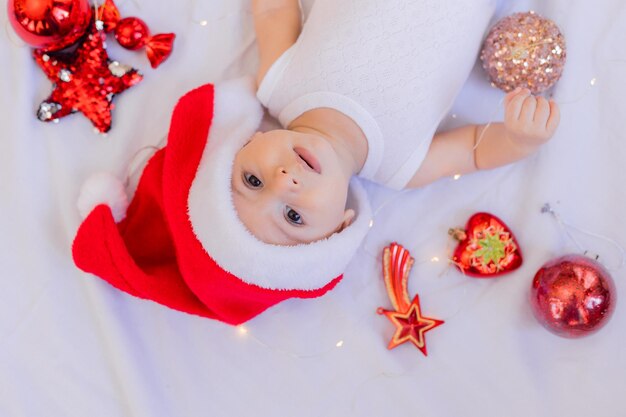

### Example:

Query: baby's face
xmin=232 ymin=129 xmax=354 ymax=245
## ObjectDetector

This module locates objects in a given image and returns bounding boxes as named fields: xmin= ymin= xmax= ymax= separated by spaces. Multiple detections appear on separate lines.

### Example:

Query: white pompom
xmin=77 ymin=172 xmax=129 ymax=223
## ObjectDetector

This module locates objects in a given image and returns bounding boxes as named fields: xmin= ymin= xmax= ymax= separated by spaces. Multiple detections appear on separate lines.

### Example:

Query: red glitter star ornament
xmin=377 ymin=243 xmax=444 ymax=355
xmin=33 ymin=21 xmax=143 ymax=133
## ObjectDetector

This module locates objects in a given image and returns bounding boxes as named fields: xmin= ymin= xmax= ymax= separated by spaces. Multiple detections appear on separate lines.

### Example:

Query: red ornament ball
xmin=480 ymin=11 xmax=566 ymax=94
xmin=114 ymin=17 xmax=149 ymax=50
xmin=530 ymin=254 xmax=616 ymax=338
xmin=7 ymin=0 xmax=92 ymax=51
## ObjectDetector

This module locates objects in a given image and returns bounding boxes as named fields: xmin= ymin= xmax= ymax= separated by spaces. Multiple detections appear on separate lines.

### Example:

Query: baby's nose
xmin=273 ymin=167 xmax=299 ymax=192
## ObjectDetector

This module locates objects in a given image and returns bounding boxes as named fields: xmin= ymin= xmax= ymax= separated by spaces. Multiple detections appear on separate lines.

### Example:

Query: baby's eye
xmin=285 ymin=206 xmax=303 ymax=225
xmin=244 ymin=173 xmax=263 ymax=188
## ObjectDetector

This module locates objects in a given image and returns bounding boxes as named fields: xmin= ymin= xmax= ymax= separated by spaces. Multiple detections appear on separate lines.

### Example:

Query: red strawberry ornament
xmin=448 ymin=212 xmax=522 ymax=278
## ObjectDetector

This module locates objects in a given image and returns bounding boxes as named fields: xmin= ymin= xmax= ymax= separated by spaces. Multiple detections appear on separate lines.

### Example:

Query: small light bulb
xmin=431 ymin=257 xmax=440 ymax=262
xmin=453 ymin=174 xmax=461 ymax=180
xmin=336 ymin=340 xmax=344 ymax=347
xmin=200 ymin=20 xmax=208 ymax=26
xmin=369 ymin=219 xmax=374 ymax=228
xmin=590 ymin=77 xmax=597 ymax=86
xmin=237 ymin=326 xmax=248 ymax=335
xmin=451 ymin=114 xmax=457 ymax=119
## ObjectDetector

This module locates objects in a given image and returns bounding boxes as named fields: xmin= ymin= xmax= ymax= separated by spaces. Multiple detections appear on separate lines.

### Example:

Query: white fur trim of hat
xmin=188 ymin=77 xmax=372 ymax=291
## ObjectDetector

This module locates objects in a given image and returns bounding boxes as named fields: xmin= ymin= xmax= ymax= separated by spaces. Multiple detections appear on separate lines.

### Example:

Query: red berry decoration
xmin=530 ymin=254 xmax=616 ymax=338
xmin=449 ymin=212 xmax=522 ymax=277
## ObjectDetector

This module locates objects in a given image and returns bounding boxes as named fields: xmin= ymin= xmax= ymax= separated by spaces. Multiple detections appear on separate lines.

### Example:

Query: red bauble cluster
xmin=449 ymin=211 xmax=617 ymax=339
xmin=8 ymin=0 xmax=175 ymax=68
xmin=8 ymin=0 xmax=176 ymax=132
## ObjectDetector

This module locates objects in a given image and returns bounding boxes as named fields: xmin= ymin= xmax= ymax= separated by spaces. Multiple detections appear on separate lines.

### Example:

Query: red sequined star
xmin=380 ymin=295 xmax=444 ymax=355
xmin=33 ymin=22 xmax=142 ymax=133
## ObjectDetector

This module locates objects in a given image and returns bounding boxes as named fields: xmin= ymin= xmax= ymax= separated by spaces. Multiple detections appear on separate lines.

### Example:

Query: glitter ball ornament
xmin=8 ymin=0 xmax=92 ymax=51
xmin=480 ymin=11 xmax=566 ymax=94
xmin=530 ymin=254 xmax=616 ymax=338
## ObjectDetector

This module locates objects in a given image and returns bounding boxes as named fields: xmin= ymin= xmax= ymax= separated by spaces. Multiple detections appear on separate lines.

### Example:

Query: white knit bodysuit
xmin=257 ymin=0 xmax=496 ymax=189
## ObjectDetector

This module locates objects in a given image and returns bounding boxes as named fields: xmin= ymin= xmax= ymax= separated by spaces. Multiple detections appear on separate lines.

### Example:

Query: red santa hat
xmin=72 ymin=78 xmax=372 ymax=325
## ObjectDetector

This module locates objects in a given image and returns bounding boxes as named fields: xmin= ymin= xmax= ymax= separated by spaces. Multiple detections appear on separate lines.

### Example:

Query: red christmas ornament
xmin=114 ymin=17 xmax=175 ymax=68
xmin=530 ymin=254 xmax=616 ymax=338
xmin=7 ymin=0 xmax=92 ymax=51
xmin=114 ymin=17 xmax=149 ymax=50
xmin=377 ymin=243 xmax=444 ymax=355
xmin=33 ymin=21 xmax=143 ymax=133
xmin=96 ymin=0 xmax=175 ymax=68
xmin=449 ymin=212 xmax=522 ymax=277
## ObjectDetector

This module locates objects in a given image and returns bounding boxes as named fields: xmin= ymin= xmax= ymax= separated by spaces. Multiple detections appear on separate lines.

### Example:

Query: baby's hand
xmin=503 ymin=87 xmax=560 ymax=150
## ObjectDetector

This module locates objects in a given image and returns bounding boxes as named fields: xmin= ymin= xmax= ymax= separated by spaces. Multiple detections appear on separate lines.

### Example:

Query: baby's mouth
xmin=294 ymin=147 xmax=321 ymax=174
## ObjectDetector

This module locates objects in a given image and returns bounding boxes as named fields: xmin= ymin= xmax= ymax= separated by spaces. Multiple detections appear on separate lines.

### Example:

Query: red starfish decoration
xmin=33 ymin=21 xmax=142 ymax=133
xmin=378 ymin=243 xmax=444 ymax=355
xmin=380 ymin=295 xmax=444 ymax=355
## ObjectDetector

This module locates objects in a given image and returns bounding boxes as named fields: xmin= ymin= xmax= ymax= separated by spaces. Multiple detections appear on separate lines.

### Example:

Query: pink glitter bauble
xmin=530 ymin=255 xmax=616 ymax=338
xmin=480 ymin=11 xmax=566 ymax=94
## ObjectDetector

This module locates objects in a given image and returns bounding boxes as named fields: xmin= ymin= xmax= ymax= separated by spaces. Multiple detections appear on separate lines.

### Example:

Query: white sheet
xmin=1 ymin=0 xmax=625 ymax=416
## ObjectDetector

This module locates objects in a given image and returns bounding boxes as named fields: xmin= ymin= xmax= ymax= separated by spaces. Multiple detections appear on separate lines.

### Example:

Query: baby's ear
xmin=339 ymin=209 xmax=356 ymax=231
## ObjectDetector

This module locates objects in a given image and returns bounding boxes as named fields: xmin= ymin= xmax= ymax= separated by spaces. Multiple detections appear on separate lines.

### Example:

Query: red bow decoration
xmin=96 ymin=0 xmax=176 ymax=68
xmin=377 ymin=243 xmax=444 ymax=356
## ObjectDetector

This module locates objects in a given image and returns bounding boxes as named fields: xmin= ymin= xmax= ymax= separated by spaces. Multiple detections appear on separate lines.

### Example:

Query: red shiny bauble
xmin=7 ymin=0 xmax=91 ymax=51
xmin=530 ymin=254 xmax=616 ymax=338
xmin=114 ymin=17 xmax=149 ymax=50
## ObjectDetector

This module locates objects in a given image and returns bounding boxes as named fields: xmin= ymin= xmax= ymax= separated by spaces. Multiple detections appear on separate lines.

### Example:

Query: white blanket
xmin=1 ymin=0 xmax=624 ymax=416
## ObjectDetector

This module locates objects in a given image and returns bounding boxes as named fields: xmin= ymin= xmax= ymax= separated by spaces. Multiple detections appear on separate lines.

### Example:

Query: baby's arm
xmin=406 ymin=88 xmax=561 ymax=188
xmin=252 ymin=0 xmax=302 ymax=87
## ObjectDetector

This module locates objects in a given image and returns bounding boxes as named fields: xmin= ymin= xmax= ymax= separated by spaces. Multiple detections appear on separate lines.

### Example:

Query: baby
xmin=233 ymin=0 xmax=560 ymax=246
xmin=72 ymin=0 xmax=561 ymax=324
